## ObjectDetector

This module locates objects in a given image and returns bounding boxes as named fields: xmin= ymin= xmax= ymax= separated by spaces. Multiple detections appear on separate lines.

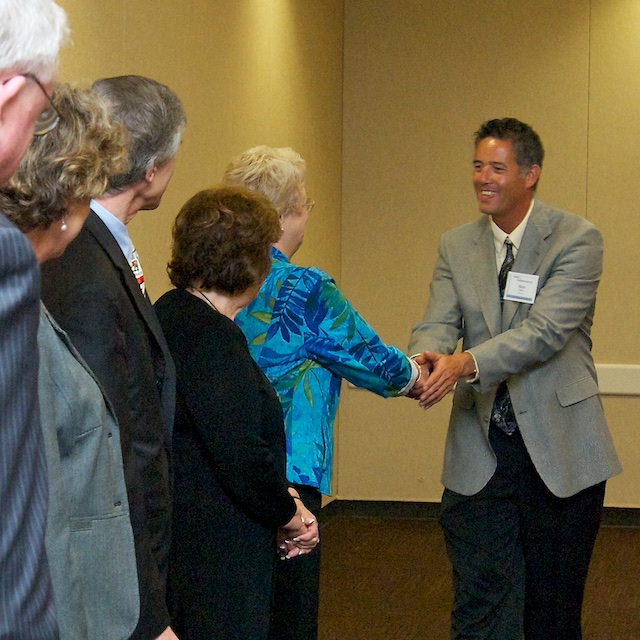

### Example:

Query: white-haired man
xmin=0 ymin=0 xmax=68 ymax=636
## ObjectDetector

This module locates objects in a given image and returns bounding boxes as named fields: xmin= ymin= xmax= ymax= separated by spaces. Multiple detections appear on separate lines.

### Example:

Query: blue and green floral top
xmin=235 ymin=247 xmax=415 ymax=495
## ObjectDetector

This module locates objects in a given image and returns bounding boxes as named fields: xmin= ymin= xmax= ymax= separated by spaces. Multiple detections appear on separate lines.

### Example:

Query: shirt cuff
xmin=398 ymin=357 xmax=420 ymax=396
xmin=464 ymin=350 xmax=479 ymax=383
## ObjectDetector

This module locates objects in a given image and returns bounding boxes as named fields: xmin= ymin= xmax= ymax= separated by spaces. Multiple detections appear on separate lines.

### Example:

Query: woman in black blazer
xmin=155 ymin=187 xmax=319 ymax=640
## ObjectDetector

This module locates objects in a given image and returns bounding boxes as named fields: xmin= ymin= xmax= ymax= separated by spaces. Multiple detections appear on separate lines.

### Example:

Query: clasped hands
xmin=406 ymin=351 xmax=476 ymax=409
xmin=277 ymin=488 xmax=320 ymax=560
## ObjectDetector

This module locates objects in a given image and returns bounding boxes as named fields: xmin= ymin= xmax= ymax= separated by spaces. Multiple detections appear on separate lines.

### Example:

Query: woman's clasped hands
xmin=277 ymin=489 xmax=320 ymax=560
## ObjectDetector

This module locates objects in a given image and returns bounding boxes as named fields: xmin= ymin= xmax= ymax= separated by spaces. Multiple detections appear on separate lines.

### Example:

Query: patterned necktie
xmin=492 ymin=238 xmax=517 ymax=434
xmin=498 ymin=238 xmax=514 ymax=304
xmin=130 ymin=246 xmax=146 ymax=295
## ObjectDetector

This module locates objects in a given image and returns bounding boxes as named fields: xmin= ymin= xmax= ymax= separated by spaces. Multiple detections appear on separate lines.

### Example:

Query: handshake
xmin=406 ymin=351 xmax=477 ymax=410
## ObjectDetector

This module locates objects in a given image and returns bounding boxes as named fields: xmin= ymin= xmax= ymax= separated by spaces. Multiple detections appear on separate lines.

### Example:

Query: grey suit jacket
xmin=41 ymin=209 xmax=175 ymax=639
xmin=38 ymin=304 xmax=139 ymax=639
xmin=0 ymin=214 xmax=57 ymax=638
xmin=409 ymin=200 xmax=621 ymax=498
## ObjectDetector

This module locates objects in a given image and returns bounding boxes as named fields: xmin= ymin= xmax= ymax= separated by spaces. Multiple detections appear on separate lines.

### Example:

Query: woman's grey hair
xmin=0 ymin=0 xmax=68 ymax=82
xmin=222 ymin=146 xmax=306 ymax=216
xmin=92 ymin=75 xmax=186 ymax=194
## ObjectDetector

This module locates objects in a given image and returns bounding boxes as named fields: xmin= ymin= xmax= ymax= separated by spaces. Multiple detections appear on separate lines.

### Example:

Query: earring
xmin=60 ymin=219 xmax=67 ymax=231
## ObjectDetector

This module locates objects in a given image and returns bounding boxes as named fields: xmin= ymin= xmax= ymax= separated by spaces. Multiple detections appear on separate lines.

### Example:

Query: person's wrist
xmin=413 ymin=360 xmax=422 ymax=382
xmin=466 ymin=358 xmax=476 ymax=377
xmin=463 ymin=351 xmax=478 ymax=382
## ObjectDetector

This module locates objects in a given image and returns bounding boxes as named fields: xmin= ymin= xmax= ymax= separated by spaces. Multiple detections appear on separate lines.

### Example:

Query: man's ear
xmin=0 ymin=75 xmax=27 ymax=123
xmin=525 ymin=164 xmax=541 ymax=190
xmin=144 ymin=162 xmax=157 ymax=184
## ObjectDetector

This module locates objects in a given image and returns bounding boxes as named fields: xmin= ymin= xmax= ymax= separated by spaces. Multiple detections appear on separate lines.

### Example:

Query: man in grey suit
xmin=0 ymin=1 xmax=68 ymax=636
xmin=409 ymin=118 xmax=621 ymax=639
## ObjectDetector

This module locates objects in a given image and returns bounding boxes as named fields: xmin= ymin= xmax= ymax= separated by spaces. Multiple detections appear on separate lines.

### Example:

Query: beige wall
xmin=340 ymin=0 xmax=639 ymax=507
xmin=54 ymin=0 xmax=638 ymax=507
xmin=57 ymin=0 xmax=344 ymax=302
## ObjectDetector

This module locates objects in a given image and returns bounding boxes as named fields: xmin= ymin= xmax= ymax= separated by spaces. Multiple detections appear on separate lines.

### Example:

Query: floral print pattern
xmin=235 ymin=248 xmax=413 ymax=495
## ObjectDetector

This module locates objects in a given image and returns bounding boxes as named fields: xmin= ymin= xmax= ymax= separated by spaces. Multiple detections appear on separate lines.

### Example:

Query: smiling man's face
xmin=472 ymin=136 xmax=538 ymax=232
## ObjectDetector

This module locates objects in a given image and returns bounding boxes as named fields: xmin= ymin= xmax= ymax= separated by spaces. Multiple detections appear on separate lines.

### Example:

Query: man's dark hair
xmin=474 ymin=118 xmax=544 ymax=171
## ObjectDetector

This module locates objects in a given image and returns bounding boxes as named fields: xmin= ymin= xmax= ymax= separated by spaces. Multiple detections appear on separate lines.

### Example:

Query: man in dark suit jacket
xmin=0 ymin=1 xmax=68 ymax=636
xmin=409 ymin=118 xmax=621 ymax=639
xmin=41 ymin=76 xmax=186 ymax=640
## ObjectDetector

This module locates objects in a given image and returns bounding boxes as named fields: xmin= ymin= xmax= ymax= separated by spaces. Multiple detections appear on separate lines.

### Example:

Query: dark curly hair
xmin=168 ymin=186 xmax=281 ymax=295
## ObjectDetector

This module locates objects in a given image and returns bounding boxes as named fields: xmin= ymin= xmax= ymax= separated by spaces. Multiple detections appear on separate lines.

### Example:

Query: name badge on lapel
xmin=504 ymin=272 xmax=539 ymax=304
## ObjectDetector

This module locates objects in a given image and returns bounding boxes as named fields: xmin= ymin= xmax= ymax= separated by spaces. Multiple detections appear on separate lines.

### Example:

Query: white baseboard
xmin=596 ymin=364 xmax=640 ymax=396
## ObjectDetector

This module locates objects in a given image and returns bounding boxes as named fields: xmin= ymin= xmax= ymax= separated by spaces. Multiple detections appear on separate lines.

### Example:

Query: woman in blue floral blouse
xmin=226 ymin=146 xmax=425 ymax=640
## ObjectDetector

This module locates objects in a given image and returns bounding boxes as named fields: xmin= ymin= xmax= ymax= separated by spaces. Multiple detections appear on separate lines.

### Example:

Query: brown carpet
xmin=319 ymin=516 xmax=640 ymax=640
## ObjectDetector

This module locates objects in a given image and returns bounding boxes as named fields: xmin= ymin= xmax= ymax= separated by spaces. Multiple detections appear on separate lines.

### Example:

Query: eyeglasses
xmin=303 ymin=199 xmax=315 ymax=213
xmin=23 ymin=73 xmax=60 ymax=136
